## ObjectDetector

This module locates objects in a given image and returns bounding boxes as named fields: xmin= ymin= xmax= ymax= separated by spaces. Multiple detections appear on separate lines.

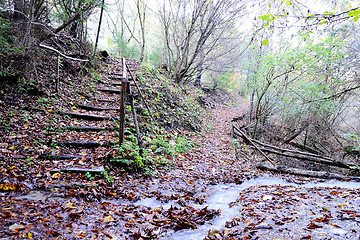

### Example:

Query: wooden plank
xmin=43 ymin=154 xmax=81 ymax=160
xmin=64 ymin=112 xmax=111 ymax=121
xmin=97 ymin=88 xmax=121 ymax=94
xmin=61 ymin=126 xmax=114 ymax=132
xmin=109 ymin=75 xmax=125 ymax=80
xmin=76 ymin=104 xmax=118 ymax=111
xmin=56 ymin=141 xmax=115 ymax=148
xmin=95 ymin=98 xmax=117 ymax=103
xmin=50 ymin=166 xmax=105 ymax=174
xmin=56 ymin=141 xmax=102 ymax=148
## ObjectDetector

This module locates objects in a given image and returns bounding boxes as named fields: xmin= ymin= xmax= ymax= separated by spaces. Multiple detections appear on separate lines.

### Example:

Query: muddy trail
xmin=1 ymin=58 xmax=360 ymax=239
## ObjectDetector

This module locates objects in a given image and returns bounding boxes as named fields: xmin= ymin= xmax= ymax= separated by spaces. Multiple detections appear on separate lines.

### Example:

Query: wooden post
xmin=119 ymin=58 xmax=127 ymax=146
xmin=56 ymin=54 xmax=60 ymax=93
xmin=128 ymin=79 xmax=144 ymax=154
xmin=93 ymin=0 xmax=105 ymax=56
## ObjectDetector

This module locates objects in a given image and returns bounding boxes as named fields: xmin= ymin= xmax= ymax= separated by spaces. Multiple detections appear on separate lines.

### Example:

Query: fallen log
xmin=232 ymin=124 xmax=275 ymax=165
xmin=233 ymin=126 xmax=333 ymax=161
xmin=289 ymin=141 xmax=323 ymax=155
xmin=257 ymin=147 xmax=352 ymax=169
xmin=232 ymin=125 xmax=359 ymax=171
xmin=257 ymin=163 xmax=360 ymax=182
xmin=283 ymin=121 xmax=309 ymax=144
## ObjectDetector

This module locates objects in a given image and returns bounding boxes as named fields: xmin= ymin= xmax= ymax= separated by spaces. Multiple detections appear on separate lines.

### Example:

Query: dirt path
xmin=159 ymin=97 xmax=253 ymax=185
xmin=2 ymin=91 xmax=360 ymax=239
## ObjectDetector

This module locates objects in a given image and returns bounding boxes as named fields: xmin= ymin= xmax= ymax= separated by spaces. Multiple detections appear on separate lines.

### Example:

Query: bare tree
xmin=93 ymin=0 xmax=105 ymax=55
xmin=135 ymin=0 xmax=146 ymax=63
xmin=107 ymin=0 xmax=147 ymax=62
xmin=158 ymin=0 xmax=247 ymax=85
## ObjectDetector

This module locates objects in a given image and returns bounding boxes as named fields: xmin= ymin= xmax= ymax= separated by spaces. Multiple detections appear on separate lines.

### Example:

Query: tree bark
xmin=283 ymin=121 xmax=309 ymax=144
xmin=93 ymin=0 xmax=105 ymax=56
xmin=119 ymin=58 xmax=127 ymax=146
xmin=257 ymin=163 xmax=360 ymax=181
xmin=232 ymin=125 xmax=275 ymax=165
xmin=195 ymin=45 xmax=204 ymax=88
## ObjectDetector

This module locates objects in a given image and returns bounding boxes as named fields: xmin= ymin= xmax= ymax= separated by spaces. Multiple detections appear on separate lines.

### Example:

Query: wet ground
xmin=1 ymin=99 xmax=360 ymax=239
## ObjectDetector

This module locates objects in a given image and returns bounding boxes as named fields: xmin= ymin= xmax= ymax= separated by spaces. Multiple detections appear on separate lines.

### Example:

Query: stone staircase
xmin=43 ymin=58 xmax=139 ymax=176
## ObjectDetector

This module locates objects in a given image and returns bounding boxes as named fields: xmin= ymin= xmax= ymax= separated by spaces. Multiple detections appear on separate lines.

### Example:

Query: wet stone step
xmin=50 ymin=166 xmax=105 ymax=174
xmin=109 ymin=75 xmax=125 ymax=80
xmin=92 ymin=98 xmax=117 ymax=103
xmin=109 ymin=82 xmax=136 ymax=87
xmin=61 ymin=126 xmax=115 ymax=132
xmin=56 ymin=141 xmax=115 ymax=148
xmin=110 ymin=72 xmax=123 ymax=76
xmin=43 ymin=154 xmax=82 ymax=160
xmin=110 ymin=82 xmax=122 ymax=86
xmin=97 ymin=88 xmax=121 ymax=94
xmin=64 ymin=112 xmax=111 ymax=121
xmin=76 ymin=104 xmax=118 ymax=111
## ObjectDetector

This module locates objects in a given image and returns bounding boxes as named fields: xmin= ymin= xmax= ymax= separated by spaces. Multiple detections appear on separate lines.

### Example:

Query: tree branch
xmin=39 ymin=43 xmax=89 ymax=62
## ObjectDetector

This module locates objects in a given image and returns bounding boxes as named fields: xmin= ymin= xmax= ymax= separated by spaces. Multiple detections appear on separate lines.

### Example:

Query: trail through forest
xmin=2 ymin=91 xmax=360 ymax=239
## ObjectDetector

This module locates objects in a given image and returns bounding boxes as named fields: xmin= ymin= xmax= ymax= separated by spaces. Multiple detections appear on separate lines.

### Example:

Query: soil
xmin=1 ymin=54 xmax=360 ymax=239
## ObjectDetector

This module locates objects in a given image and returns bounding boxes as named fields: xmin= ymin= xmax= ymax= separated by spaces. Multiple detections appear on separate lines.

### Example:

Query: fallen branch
xmin=233 ymin=125 xmax=358 ymax=170
xmin=39 ymin=43 xmax=89 ymax=62
xmin=283 ymin=121 xmax=309 ymax=144
xmin=233 ymin=125 xmax=334 ymax=161
xmin=232 ymin=124 xmax=275 ymax=165
xmin=257 ymin=163 xmax=360 ymax=182
xmin=257 ymin=147 xmax=352 ymax=169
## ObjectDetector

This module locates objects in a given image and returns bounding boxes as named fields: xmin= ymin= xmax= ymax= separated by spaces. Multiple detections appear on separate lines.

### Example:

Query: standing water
xmin=133 ymin=176 xmax=360 ymax=239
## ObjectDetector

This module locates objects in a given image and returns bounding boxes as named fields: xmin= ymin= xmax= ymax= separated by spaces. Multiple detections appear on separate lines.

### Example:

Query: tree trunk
xmin=14 ymin=0 xmax=26 ymax=19
xmin=93 ymin=0 xmax=105 ymax=56
xmin=257 ymin=163 xmax=360 ymax=181
xmin=136 ymin=0 xmax=146 ymax=63
xmin=195 ymin=45 xmax=204 ymax=88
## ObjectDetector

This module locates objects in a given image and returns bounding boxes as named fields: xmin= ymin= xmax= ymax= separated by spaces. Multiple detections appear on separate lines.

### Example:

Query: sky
xmin=86 ymin=0 xmax=360 ymax=51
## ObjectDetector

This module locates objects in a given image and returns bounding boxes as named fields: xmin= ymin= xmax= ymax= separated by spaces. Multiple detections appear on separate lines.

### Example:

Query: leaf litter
xmin=1 ymin=54 xmax=360 ymax=239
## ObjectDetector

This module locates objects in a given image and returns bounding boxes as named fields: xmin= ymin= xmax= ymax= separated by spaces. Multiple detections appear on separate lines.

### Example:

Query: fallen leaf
xmin=331 ymin=223 xmax=340 ymax=228
xmin=102 ymin=215 xmax=114 ymax=222
xmin=0 ymin=183 xmax=16 ymax=191
xmin=307 ymin=222 xmax=322 ymax=229
xmin=64 ymin=202 xmax=77 ymax=209
xmin=52 ymin=173 xmax=61 ymax=179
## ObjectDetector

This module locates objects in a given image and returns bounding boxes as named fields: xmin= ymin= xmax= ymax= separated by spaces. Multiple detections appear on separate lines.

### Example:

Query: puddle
xmin=134 ymin=197 xmax=179 ymax=210
xmin=302 ymin=179 xmax=360 ymax=189
xmin=18 ymin=190 xmax=63 ymax=201
xmin=132 ymin=176 xmax=360 ymax=240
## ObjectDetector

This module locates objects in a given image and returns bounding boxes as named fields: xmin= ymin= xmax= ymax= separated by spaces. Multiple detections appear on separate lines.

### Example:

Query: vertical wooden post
xmin=56 ymin=54 xmax=60 ymax=93
xmin=93 ymin=0 xmax=105 ymax=56
xmin=127 ymin=74 xmax=144 ymax=154
xmin=119 ymin=58 xmax=127 ymax=146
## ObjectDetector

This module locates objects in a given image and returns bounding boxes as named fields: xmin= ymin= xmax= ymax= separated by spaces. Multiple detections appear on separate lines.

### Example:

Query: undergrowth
xmin=110 ymin=65 xmax=204 ymax=174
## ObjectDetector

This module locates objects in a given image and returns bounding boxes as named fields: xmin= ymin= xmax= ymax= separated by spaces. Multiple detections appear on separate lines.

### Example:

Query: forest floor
xmin=2 ymin=96 xmax=360 ymax=239
xmin=1 ymin=55 xmax=360 ymax=239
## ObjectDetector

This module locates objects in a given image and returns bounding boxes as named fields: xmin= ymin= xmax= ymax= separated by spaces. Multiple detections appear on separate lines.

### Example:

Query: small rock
xmin=263 ymin=195 xmax=273 ymax=200
xmin=9 ymin=223 xmax=26 ymax=231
